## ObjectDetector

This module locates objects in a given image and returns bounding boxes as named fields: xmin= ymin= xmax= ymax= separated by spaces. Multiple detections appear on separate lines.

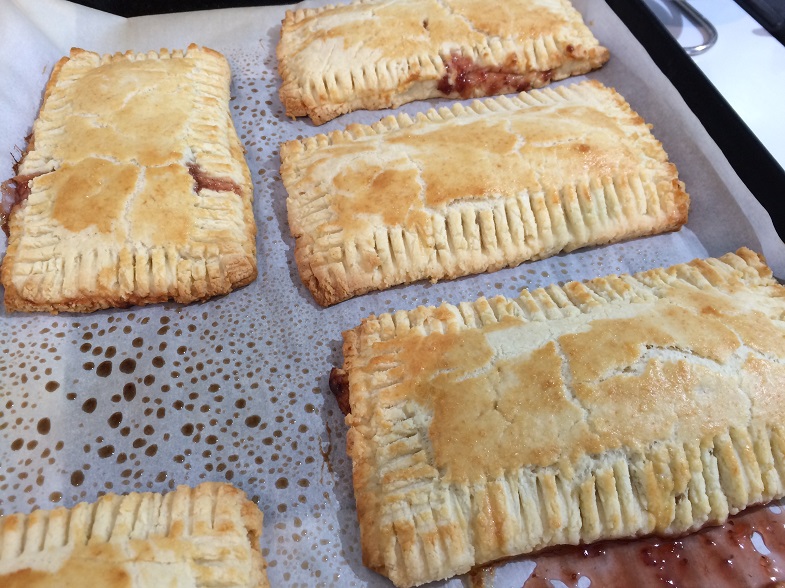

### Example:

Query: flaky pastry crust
xmin=282 ymin=81 xmax=689 ymax=306
xmin=0 ymin=483 xmax=269 ymax=588
xmin=278 ymin=0 xmax=610 ymax=124
xmin=1 ymin=45 xmax=257 ymax=313
xmin=340 ymin=248 xmax=785 ymax=587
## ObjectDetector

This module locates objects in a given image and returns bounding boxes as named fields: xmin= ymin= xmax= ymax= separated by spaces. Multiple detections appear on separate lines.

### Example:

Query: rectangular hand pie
xmin=277 ymin=0 xmax=610 ymax=124
xmin=334 ymin=248 xmax=785 ymax=587
xmin=1 ymin=45 xmax=257 ymax=313
xmin=282 ymin=81 xmax=689 ymax=306
xmin=0 ymin=483 xmax=269 ymax=587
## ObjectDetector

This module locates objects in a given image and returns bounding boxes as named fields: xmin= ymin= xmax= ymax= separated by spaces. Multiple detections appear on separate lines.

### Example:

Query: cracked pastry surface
xmin=1 ymin=45 xmax=256 ymax=313
xmin=282 ymin=80 xmax=689 ymax=306
xmin=337 ymin=248 xmax=785 ymax=587
xmin=0 ymin=483 xmax=269 ymax=588
xmin=277 ymin=0 xmax=610 ymax=124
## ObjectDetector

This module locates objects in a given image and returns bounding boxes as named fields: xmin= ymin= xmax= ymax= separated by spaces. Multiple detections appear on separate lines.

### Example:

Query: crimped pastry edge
xmin=0 ymin=482 xmax=270 ymax=588
xmin=340 ymin=247 xmax=785 ymax=587
xmin=282 ymin=80 xmax=689 ymax=306
xmin=1 ymin=44 xmax=257 ymax=313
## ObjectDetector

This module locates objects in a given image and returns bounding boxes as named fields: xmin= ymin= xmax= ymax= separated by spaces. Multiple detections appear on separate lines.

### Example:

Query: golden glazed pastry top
xmin=340 ymin=248 xmax=785 ymax=587
xmin=0 ymin=483 xmax=269 ymax=588
xmin=2 ymin=46 xmax=257 ymax=313
xmin=282 ymin=81 xmax=689 ymax=306
xmin=285 ymin=0 xmax=574 ymax=59
xmin=300 ymin=102 xmax=664 ymax=239
xmin=32 ymin=57 xmax=196 ymax=168
xmin=367 ymin=273 xmax=780 ymax=483
xmin=278 ymin=0 xmax=609 ymax=123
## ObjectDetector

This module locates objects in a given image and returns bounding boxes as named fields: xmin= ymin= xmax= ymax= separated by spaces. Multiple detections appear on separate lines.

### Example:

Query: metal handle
xmin=672 ymin=0 xmax=719 ymax=55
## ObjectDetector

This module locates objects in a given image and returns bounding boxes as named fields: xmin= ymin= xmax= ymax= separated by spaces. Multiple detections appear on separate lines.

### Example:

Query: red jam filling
xmin=187 ymin=163 xmax=242 ymax=196
xmin=329 ymin=368 xmax=351 ymax=416
xmin=437 ymin=51 xmax=552 ymax=99
xmin=524 ymin=505 xmax=785 ymax=587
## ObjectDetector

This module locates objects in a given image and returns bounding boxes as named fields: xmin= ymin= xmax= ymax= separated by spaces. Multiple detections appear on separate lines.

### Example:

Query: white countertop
xmin=643 ymin=0 xmax=785 ymax=169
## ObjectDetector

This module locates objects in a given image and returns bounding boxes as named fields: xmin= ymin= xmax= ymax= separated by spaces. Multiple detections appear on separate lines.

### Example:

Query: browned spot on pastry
xmin=388 ymin=118 xmax=536 ymax=209
xmin=446 ymin=0 xmax=569 ymax=39
xmin=329 ymin=367 xmax=351 ymax=416
xmin=384 ymin=107 xmax=637 ymax=212
xmin=188 ymin=163 xmax=242 ymax=195
xmin=49 ymin=158 xmax=138 ymax=234
xmin=560 ymin=296 xmax=742 ymax=383
xmin=396 ymin=329 xmax=596 ymax=481
xmin=437 ymin=51 xmax=534 ymax=99
xmin=332 ymin=164 xmax=422 ymax=230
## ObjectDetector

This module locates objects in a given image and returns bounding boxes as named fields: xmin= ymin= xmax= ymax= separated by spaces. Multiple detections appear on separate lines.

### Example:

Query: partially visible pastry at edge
xmin=277 ymin=0 xmax=610 ymax=124
xmin=336 ymin=248 xmax=785 ymax=587
xmin=1 ymin=45 xmax=257 ymax=313
xmin=282 ymin=80 xmax=689 ymax=306
xmin=0 ymin=482 xmax=270 ymax=587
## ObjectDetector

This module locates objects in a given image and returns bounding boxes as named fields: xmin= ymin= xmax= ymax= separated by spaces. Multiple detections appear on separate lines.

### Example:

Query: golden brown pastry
xmin=335 ymin=248 xmax=785 ymax=587
xmin=1 ymin=45 xmax=256 ymax=313
xmin=282 ymin=80 xmax=689 ymax=306
xmin=278 ymin=0 xmax=610 ymax=124
xmin=0 ymin=483 xmax=269 ymax=587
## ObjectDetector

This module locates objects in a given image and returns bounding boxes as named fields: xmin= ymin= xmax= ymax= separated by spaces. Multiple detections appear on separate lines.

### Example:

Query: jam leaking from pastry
xmin=517 ymin=504 xmax=785 ymax=587
xmin=2 ymin=135 xmax=36 ymax=235
xmin=1 ymin=174 xmax=40 ymax=236
xmin=329 ymin=368 xmax=351 ymax=416
xmin=437 ymin=51 xmax=553 ymax=99
xmin=2 ymin=163 xmax=243 ymax=236
xmin=187 ymin=163 xmax=242 ymax=195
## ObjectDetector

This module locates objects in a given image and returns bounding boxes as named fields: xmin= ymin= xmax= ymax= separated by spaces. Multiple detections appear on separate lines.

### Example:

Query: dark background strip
xmin=605 ymin=0 xmax=785 ymax=236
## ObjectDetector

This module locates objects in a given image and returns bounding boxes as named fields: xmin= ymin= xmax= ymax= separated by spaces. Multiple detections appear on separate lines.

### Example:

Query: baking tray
xmin=2 ymin=1 xmax=785 ymax=587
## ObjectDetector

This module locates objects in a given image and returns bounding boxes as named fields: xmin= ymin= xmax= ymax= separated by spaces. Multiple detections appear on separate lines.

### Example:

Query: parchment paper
xmin=1 ymin=0 xmax=784 ymax=586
